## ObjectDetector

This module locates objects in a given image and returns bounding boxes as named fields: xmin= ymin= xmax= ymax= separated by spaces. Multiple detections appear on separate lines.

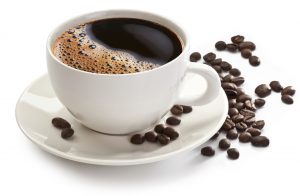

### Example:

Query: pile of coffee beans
xmin=215 ymin=35 xmax=260 ymax=66
xmin=130 ymin=105 xmax=192 ymax=145
xmin=51 ymin=117 xmax=74 ymax=139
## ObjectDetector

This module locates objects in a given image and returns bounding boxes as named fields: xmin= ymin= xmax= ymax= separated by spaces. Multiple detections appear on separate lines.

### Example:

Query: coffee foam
xmin=52 ymin=24 xmax=159 ymax=74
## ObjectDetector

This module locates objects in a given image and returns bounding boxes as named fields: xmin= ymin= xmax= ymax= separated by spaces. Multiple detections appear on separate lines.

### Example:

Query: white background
xmin=1 ymin=0 xmax=300 ymax=195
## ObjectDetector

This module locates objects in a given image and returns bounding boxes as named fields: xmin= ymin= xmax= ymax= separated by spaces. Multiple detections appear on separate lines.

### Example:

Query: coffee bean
xmin=222 ymin=118 xmax=235 ymax=131
xmin=182 ymin=105 xmax=193 ymax=113
xmin=254 ymin=98 xmax=265 ymax=108
xmin=239 ymin=132 xmax=252 ymax=143
xmin=246 ymin=128 xmax=261 ymax=137
xmin=210 ymin=131 xmax=220 ymax=140
xmin=219 ymin=138 xmax=231 ymax=150
xmin=211 ymin=58 xmax=222 ymax=65
xmin=231 ymin=35 xmax=245 ymax=44
xmin=227 ymin=148 xmax=239 ymax=160
xmin=241 ymin=49 xmax=252 ymax=58
xmin=166 ymin=116 xmax=181 ymax=125
xmin=203 ymin=52 xmax=216 ymax=62
xmin=190 ymin=52 xmax=201 ymax=62
xmin=52 ymin=117 xmax=71 ymax=129
xmin=130 ymin=134 xmax=145 ymax=145
xmin=251 ymin=136 xmax=270 ymax=147
xmin=170 ymin=105 xmax=183 ymax=115
xmin=225 ymin=89 xmax=237 ymax=99
xmin=212 ymin=65 xmax=222 ymax=73
xmin=145 ymin=131 xmax=157 ymax=142
xmin=238 ymin=41 xmax=256 ymax=51
xmin=229 ymin=68 xmax=241 ymax=76
xmin=237 ymin=94 xmax=252 ymax=103
xmin=154 ymin=124 xmax=165 ymax=133
xmin=232 ymin=114 xmax=244 ymax=123
xmin=244 ymin=100 xmax=256 ymax=111
xmin=252 ymin=120 xmax=265 ymax=130
xmin=226 ymin=129 xmax=238 ymax=140
xmin=228 ymin=107 xmax=239 ymax=117
xmin=281 ymin=95 xmax=294 ymax=104
xmin=61 ymin=128 xmax=74 ymax=139
xmin=222 ymin=82 xmax=238 ymax=91
xmin=223 ymin=74 xmax=234 ymax=82
xmin=234 ymin=102 xmax=245 ymax=110
xmin=231 ymin=77 xmax=245 ymax=86
xmin=157 ymin=134 xmax=170 ymax=145
xmin=269 ymin=81 xmax=283 ymax=92
xmin=228 ymin=99 xmax=236 ymax=107
xmin=220 ymin=61 xmax=232 ymax=71
xmin=227 ymin=43 xmax=238 ymax=52
xmin=281 ymin=86 xmax=296 ymax=96
xmin=163 ymin=127 xmax=179 ymax=140
xmin=249 ymin=56 xmax=260 ymax=66
xmin=255 ymin=84 xmax=271 ymax=98
xmin=215 ymin=41 xmax=227 ymax=51
xmin=243 ymin=116 xmax=256 ymax=126
xmin=201 ymin=146 xmax=215 ymax=156
xmin=236 ymin=122 xmax=248 ymax=132
xmin=236 ymin=88 xmax=245 ymax=96
xmin=240 ymin=109 xmax=255 ymax=117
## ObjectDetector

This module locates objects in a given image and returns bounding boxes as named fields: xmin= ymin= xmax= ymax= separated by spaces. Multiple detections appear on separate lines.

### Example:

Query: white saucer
xmin=16 ymin=74 xmax=228 ymax=165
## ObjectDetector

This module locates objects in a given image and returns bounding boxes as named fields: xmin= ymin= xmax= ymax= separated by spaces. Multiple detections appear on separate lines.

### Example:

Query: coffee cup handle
xmin=176 ymin=63 xmax=221 ymax=106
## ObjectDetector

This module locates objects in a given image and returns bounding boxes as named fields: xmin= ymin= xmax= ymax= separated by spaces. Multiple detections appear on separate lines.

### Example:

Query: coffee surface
xmin=52 ymin=18 xmax=182 ymax=74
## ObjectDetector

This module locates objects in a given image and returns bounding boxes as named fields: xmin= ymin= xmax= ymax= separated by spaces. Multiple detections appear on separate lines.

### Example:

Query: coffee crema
xmin=52 ymin=18 xmax=183 ymax=74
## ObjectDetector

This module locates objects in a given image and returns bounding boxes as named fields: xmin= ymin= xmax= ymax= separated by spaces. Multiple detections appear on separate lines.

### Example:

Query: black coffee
xmin=53 ymin=18 xmax=183 ymax=74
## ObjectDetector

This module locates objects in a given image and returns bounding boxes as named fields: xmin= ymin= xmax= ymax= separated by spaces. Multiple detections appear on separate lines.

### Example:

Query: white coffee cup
xmin=46 ymin=10 xmax=221 ymax=134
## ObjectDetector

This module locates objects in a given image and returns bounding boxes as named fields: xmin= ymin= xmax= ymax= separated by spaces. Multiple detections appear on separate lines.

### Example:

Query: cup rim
xmin=47 ymin=9 xmax=190 ymax=77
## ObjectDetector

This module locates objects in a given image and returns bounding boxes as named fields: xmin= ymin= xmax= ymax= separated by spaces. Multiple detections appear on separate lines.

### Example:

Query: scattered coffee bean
xmin=246 ymin=128 xmax=261 ymax=137
xmin=281 ymin=86 xmax=296 ymax=96
xmin=249 ymin=56 xmax=260 ymax=66
xmin=215 ymin=41 xmax=227 ymax=51
xmin=232 ymin=114 xmax=244 ymax=123
xmin=281 ymin=95 xmax=293 ymax=104
xmin=243 ymin=116 xmax=256 ymax=126
xmin=130 ymin=134 xmax=145 ymax=145
xmin=255 ymin=84 xmax=271 ymax=98
xmin=240 ymin=109 xmax=255 ymax=117
xmin=244 ymin=100 xmax=256 ymax=111
xmin=226 ymin=129 xmax=238 ymax=140
xmin=231 ymin=77 xmax=245 ymax=86
xmin=203 ymin=52 xmax=216 ymax=62
xmin=182 ymin=105 xmax=193 ymax=113
xmin=229 ymin=68 xmax=241 ymax=76
xmin=254 ymin=98 xmax=265 ymax=108
xmin=145 ymin=131 xmax=157 ymax=142
xmin=190 ymin=52 xmax=201 ymax=62
xmin=234 ymin=102 xmax=245 ymax=110
xmin=239 ymin=132 xmax=252 ymax=143
xmin=166 ymin=116 xmax=181 ymax=125
xmin=241 ymin=49 xmax=252 ymax=58
xmin=210 ymin=131 xmax=220 ymax=140
xmin=237 ymin=94 xmax=251 ymax=102
xmin=220 ymin=61 xmax=232 ymax=71
xmin=157 ymin=134 xmax=170 ymax=145
xmin=228 ymin=108 xmax=239 ymax=117
xmin=212 ymin=65 xmax=222 ymax=73
xmin=251 ymin=136 xmax=269 ymax=147
xmin=154 ymin=124 xmax=165 ymax=134
xmin=211 ymin=58 xmax=222 ymax=65
xmin=223 ymin=74 xmax=234 ymax=82
xmin=236 ymin=88 xmax=245 ymax=96
xmin=231 ymin=35 xmax=245 ymax=44
xmin=219 ymin=138 xmax=231 ymax=150
xmin=228 ymin=99 xmax=236 ymax=107
xmin=269 ymin=81 xmax=283 ymax=92
xmin=221 ymin=118 xmax=235 ymax=131
xmin=225 ymin=89 xmax=237 ymax=99
xmin=201 ymin=146 xmax=215 ymax=157
xmin=238 ymin=41 xmax=256 ymax=51
xmin=227 ymin=43 xmax=238 ymax=52
xmin=252 ymin=120 xmax=265 ymax=130
xmin=163 ymin=127 xmax=179 ymax=140
xmin=222 ymin=82 xmax=238 ymax=91
xmin=61 ymin=128 xmax=74 ymax=139
xmin=52 ymin=117 xmax=71 ymax=129
xmin=236 ymin=122 xmax=248 ymax=132
xmin=170 ymin=105 xmax=183 ymax=115
xmin=227 ymin=148 xmax=239 ymax=160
